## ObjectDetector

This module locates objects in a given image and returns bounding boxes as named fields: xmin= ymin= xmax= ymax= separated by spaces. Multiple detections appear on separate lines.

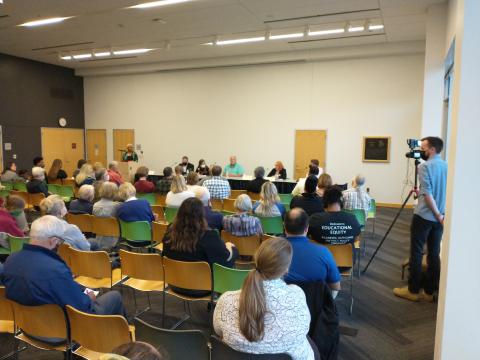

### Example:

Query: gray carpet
xmin=0 ymin=208 xmax=436 ymax=360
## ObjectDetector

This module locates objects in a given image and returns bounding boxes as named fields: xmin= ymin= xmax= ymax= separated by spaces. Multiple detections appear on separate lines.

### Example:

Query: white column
xmin=421 ymin=3 xmax=447 ymax=137
xmin=434 ymin=0 xmax=480 ymax=359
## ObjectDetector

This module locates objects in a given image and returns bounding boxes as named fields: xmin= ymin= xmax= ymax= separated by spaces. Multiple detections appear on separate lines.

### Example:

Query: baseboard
xmin=376 ymin=202 xmax=414 ymax=209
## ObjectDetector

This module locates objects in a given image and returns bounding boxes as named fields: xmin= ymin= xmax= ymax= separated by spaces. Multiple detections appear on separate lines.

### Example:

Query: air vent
xmin=32 ymin=41 xmax=94 ymax=51
xmin=50 ymin=87 xmax=74 ymax=100
xmin=264 ymin=8 xmax=380 ymax=23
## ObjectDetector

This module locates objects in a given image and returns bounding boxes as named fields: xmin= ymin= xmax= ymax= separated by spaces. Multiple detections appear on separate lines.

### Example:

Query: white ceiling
xmin=0 ymin=0 xmax=445 ymax=70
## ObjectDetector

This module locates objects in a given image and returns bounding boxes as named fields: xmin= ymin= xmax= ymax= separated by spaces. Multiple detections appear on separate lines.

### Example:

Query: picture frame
xmin=362 ymin=136 xmax=391 ymax=163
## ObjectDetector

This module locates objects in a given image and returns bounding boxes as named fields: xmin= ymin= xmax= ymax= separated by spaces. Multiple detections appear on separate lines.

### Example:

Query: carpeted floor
xmin=0 ymin=208 xmax=437 ymax=360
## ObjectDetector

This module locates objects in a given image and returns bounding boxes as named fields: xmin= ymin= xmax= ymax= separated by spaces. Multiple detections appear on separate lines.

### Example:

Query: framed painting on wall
xmin=363 ymin=137 xmax=391 ymax=163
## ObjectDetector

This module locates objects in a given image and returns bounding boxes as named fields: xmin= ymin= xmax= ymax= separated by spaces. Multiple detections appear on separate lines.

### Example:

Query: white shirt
xmin=213 ymin=279 xmax=314 ymax=360
xmin=165 ymin=190 xmax=195 ymax=208
xmin=187 ymin=184 xmax=208 ymax=199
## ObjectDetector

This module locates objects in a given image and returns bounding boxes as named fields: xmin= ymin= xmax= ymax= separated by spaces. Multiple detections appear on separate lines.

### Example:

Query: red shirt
xmin=0 ymin=209 xmax=24 ymax=237
xmin=134 ymin=179 xmax=155 ymax=193
xmin=107 ymin=169 xmax=124 ymax=186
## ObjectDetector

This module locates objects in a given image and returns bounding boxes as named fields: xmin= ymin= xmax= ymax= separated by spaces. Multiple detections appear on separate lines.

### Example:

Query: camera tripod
xmin=362 ymin=159 xmax=420 ymax=274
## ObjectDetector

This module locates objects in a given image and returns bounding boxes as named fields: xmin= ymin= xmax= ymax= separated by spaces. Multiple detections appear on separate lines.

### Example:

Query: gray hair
xmin=30 ymin=215 xmax=66 ymax=241
xmin=235 ymin=194 xmax=253 ymax=212
xmin=108 ymin=161 xmax=118 ymax=170
xmin=354 ymin=175 xmax=366 ymax=187
xmin=78 ymin=184 xmax=95 ymax=202
xmin=32 ymin=166 xmax=45 ymax=179
xmin=196 ymin=186 xmax=211 ymax=206
xmin=40 ymin=195 xmax=67 ymax=217
xmin=254 ymin=166 xmax=265 ymax=179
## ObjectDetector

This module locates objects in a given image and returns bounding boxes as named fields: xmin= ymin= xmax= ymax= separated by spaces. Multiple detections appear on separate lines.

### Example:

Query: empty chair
xmin=119 ymin=220 xmax=153 ymax=248
xmin=221 ymin=231 xmax=261 ymax=264
xmin=152 ymin=221 xmax=168 ymax=252
xmin=91 ymin=216 xmax=120 ymax=237
xmin=222 ymin=198 xmax=236 ymax=213
xmin=213 ymin=263 xmax=251 ymax=295
xmin=164 ymin=207 xmax=178 ymax=224
xmin=65 ymin=213 xmax=93 ymax=233
xmin=210 ymin=198 xmax=223 ymax=211
xmin=210 ymin=335 xmax=292 ymax=360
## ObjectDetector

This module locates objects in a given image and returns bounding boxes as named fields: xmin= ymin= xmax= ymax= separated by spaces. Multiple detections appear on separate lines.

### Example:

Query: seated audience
xmin=40 ymin=195 xmax=91 ymax=250
xmin=93 ymin=162 xmax=104 ymax=173
xmin=73 ymin=159 xmax=87 ymax=178
xmin=186 ymin=172 xmax=205 ymax=198
xmin=156 ymin=167 xmax=174 ymax=195
xmin=174 ymin=165 xmax=183 ymax=176
xmin=343 ymin=174 xmax=371 ymax=217
xmin=94 ymin=168 xmax=109 ymax=201
xmin=1 ymin=215 xmax=125 ymax=316
xmin=308 ymin=159 xmax=323 ymax=176
xmin=166 ymin=175 xmax=195 ymax=208
xmin=309 ymin=187 xmax=361 ymax=245
xmin=267 ymin=161 xmax=287 ymax=180
xmin=134 ymin=166 xmax=155 ymax=193
xmin=214 ymin=237 xmax=315 ymax=360
xmin=0 ymin=198 xmax=24 ymax=238
xmin=316 ymin=173 xmax=332 ymax=197
xmin=224 ymin=155 xmax=244 ymax=177
xmin=92 ymin=182 xmax=120 ymax=250
xmin=253 ymin=182 xmax=286 ymax=217
xmin=69 ymin=185 xmax=95 ymax=214
xmin=5 ymin=195 xmax=29 ymax=234
xmin=117 ymin=183 xmax=155 ymax=223
xmin=292 ymin=165 xmax=320 ymax=196
xmin=1 ymin=162 xmax=23 ymax=182
xmin=196 ymin=159 xmax=210 ymax=176
xmin=75 ymin=164 xmax=95 ymax=187
xmin=102 ymin=342 xmax=166 ymax=360
xmin=33 ymin=156 xmax=45 ymax=169
xmin=284 ymin=208 xmax=341 ymax=292
xmin=223 ymin=194 xmax=263 ymax=236
xmin=246 ymin=166 xmax=268 ymax=194
xmin=107 ymin=161 xmax=124 ymax=186
xmin=203 ymin=165 xmax=231 ymax=199
xmin=179 ymin=156 xmax=194 ymax=175
xmin=47 ymin=159 xmax=68 ymax=182
xmin=197 ymin=186 xmax=223 ymax=232
xmin=290 ymin=175 xmax=324 ymax=216
xmin=27 ymin=166 xmax=49 ymax=197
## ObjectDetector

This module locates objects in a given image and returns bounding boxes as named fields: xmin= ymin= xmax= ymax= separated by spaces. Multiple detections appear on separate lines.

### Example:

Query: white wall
xmin=84 ymin=53 xmax=424 ymax=204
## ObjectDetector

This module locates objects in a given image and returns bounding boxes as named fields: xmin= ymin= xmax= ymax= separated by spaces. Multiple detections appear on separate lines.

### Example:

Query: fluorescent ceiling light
xmin=369 ymin=24 xmax=384 ymax=30
xmin=216 ymin=37 xmax=265 ymax=46
xmin=269 ymin=33 xmax=304 ymax=40
xmin=129 ymin=0 xmax=192 ymax=9
xmin=72 ymin=53 xmax=92 ymax=59
xmin=94 ymin=51 xmax=111 ymax=57
xmin=113 ymin=48 xmax=153 ymax=55
xmin=308 ymin=28 xmax=345 ymax=36
xmin=19 ymin=17 xmax=71 ymax=27
xmin=348 ymin=26 xmax=365 ymax=32
xmin=61 ymin=55 xmax=72 ymax=60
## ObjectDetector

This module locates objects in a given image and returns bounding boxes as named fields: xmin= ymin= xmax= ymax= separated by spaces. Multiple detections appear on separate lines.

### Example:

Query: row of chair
xmin=0 ymin=190 xmax=45 ymax=210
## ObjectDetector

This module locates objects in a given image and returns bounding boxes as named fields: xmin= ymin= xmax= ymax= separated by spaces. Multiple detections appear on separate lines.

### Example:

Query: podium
xmin=117 ymin=161 xmax=139 ymax=182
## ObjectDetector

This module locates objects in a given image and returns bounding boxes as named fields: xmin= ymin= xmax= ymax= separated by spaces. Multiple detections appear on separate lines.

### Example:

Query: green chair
xmin=8 ymin=236 xmax=29 ymax=253
xmin=47 ymin=184 xmax=61 ymax=195
xmin=59 ymin=185 xmax=75 ymax=201
xmin=278 ymin=193 xmax=293 ymax=205
xmin=367 ymin=199 xmax=377 ymax=242
xmin=221 ymin=210 xmax=234 ymax=216
xmin=13 ymin=182 xmax=27 ymax=192
xmin=255 ymin=216 xmax=284 ymax=235
xmin=0 ymin=190 xmax=10 ymax=199
xmin=137 ymin=193 xmax=156 ymax=205
xmin=120 ymin=220 xmax=153 ymax=249
xmin=164 ymin=207 xmax=178 ymax=224
xmin=2 ymin=182 xmax=14 ymax=191
xmin=213 ymin=263 xmax=251 ymax=295
xmin=344 ymin=208 xmax=367 ymax=262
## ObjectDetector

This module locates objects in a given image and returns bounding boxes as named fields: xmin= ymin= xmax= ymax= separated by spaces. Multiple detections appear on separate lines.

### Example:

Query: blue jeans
xmin=92 ymin=290 xmax=126 ymax=316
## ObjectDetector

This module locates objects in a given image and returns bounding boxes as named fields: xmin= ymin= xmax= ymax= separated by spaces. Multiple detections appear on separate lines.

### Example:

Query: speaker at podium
xmin=117 ymin=161 xmax=139 ymax=182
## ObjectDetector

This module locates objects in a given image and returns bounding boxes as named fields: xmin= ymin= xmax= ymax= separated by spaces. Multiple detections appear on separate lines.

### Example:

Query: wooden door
xmin=41 ymin=128 xmax=85 ymax=176
xmin=86 ymin=129 xmax=107 ymax=167
xmin=294 ymin=130 xmax=327 ymax=180
xmin=113 ymin=129 xmax=135 ymax=162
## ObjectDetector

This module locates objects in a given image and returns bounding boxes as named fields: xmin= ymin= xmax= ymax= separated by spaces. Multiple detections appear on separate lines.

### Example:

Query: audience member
xmin=103 ymin=341 xmax=165 ymax=360
xmin=75 ymin=164 xmax=95 ymax=187
xmin=224 ymin=155 xmax=244 ymax=177
xmin=156 ymin=167 xmax=174 ymax=195
xmin=174 ymin=165 xmax=183 ymax=176
xmin=308 ymin=159 xmax=323 ymax=176
xmin=214 ymin=237 xmax=315 ymax=360
xmin=267 ymin=161 xmax=287 ymax=180
xmin=253 ymin=182 xmax=286 ymax=217
xmin=290 ymin=175 xmax=324 ymax=216
xmin=284 ymin=208 xmax=341 ymax=292
xmin=39 ymin=195 xmax=91 ymax=250
xmin=134 ymin=166 xmax=155 ymax=193
xmin=5 ymin=195 xmax=29 ymax=234
xmin=186 ymin=172 xmax=205 ymax=198
xmin=1 ymin=162 xmax=23 ymax=182
xmin=343 ymin=174 xmax=371 ymax=217
xmin=166 ymin=175 xmax=195 ymax=208
xmin=292 ymin=166 xmax=320 ymax=196
xmin=179 ymin=156 xmax=194 ymax=175
xmin=33 ymin=156 xmax=45 ymax=169
xmin=223 ymin=194 xmax=263 ymax=236
xmin=93 ymin=162 xmax=104 ymax=173
xmin=117 ymin=183 xmax=155 ymax=223
xmin=92 ymin=182 xmax=120 ymax=250
xmin=1 ymin=215 xmax=125 ymax=316
xmin=246 ymin=167 xmax=268 ymax=194
xmin=69 ymin=185 xmax=95 ymax=215
xmin=47 ymin=159 xmax=68 ymax=182
xmin=107 ymin=161 xmax=124 ymax=186
xmin=308 ymin=186 xmax=361 ymax=245
xmin=196 ymin=159 xmax=210 ymax=176
xmin=0 ymin=198 xmax=24 ymax=238
xmin=94 ymin=168 xmax=109 ymax=201
xmin=203 ymin=165 xmax=231 ymax=199
xmin=73 ymin=159 xmax=87 ymax=178
xmin=317 ymin=173 xmax=333 ymax=197
xmin=197 ymin=186 xmax=223 ymax=232
xmin=27 ymin=167 xmax=49 ymax=197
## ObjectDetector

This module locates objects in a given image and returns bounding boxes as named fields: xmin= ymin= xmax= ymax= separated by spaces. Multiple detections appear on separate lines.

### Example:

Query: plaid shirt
xmin=223 ymin=213 xmax=263 ymax=237
xmin=203 ymin=176 xmax=231 ymax=199
xmin=343 ymin=188 xmax=371 ymax=216
xmin=156 ymin=178 xmax=172 ymax=195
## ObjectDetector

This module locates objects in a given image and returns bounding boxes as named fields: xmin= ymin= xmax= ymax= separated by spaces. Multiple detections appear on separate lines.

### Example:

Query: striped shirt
xmin=223 ymin=213 xmax=263 ymax=237
xmin=343 ymin=187 xmax=371 ymax=217
xmin=203 ymin=176 xmax=231 ymax=199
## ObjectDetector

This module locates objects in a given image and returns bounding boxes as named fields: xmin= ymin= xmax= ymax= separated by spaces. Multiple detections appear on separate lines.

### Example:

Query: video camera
xmin=405 ymin=139 xmax=424 ymax=159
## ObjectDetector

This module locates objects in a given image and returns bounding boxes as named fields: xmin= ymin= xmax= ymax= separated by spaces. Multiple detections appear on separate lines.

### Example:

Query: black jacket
xmin=246 ymin=177 xmax=268 ymax=194
xmin=179 ymin=162 xmax=194 ymax=175
xmin=267 ymin=168 xmax=287 ymax=180
xmin=290 ymin=193 xmax=324 ymax=216
xmin=26 ymin=179 xmax=49 ymax=197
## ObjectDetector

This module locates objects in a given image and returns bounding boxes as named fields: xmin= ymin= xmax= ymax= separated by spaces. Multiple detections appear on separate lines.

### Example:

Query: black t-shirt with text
xmin=308 ymin=211 xmax=361 ymax=245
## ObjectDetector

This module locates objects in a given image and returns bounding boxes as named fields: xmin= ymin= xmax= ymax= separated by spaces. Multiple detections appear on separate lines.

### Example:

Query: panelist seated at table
xmin=223 ymin=155 xmax=244 ymax=178
xmin=196 ymin=159 xmax=210 ymax=176
xmin=121 ymin=143 xmax=139 ymax=162
xmin=267 ymin=161 xmax=287 ymax=180
xmin=178 ymin=156 xmax=194 ymax=175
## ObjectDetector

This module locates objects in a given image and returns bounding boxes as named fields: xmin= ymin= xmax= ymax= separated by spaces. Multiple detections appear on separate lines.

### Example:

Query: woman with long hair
xmin=253 ymin=182 xmax=286 ymax=217
xmin=316 ymin=173 xmax=333 ymax=197
xmin=196 ymin=159 xmax=210 ymax=176
xmin=75 ymin=163 xmax=95 ymax=187
xmin=214 ymin=237 xmax=314 ymax=359
xmin=47 ymin=159 xmax=68 ymax=182
xmin=165 ymin=175 xmax=195 ymax=208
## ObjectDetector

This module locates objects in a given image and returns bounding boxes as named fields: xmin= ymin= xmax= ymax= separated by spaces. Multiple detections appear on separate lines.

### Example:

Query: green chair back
xmin=278 ymin=193 xmax=293 ymax=205
xmin=8 ymin=235 xmax=29 ymax=253
xmin=13 ymin=182 xmax=27 ymax=192
xmin=344 ymin=209 xmax=366 ymax=228
xmin=120 ymin=220 xmax=152 ymax=242
xmin=213 ymin=263 xmax=251 ymax=294
xmin=48 ymin=184 xmax=61 ymax=195
xmin=0 ymin=190 xmax=10 ymax=199
xmin=367 ymin=199 xmax=376 ymax=219
xmin=255 ymin=216 xmax=284 ymax=235
xmin=59 ymin=185 xmax=75 ymax=200
xmin=137 ymin=193 xmax=156 ymax=205
xmin=221 ymin=210 xmax=234 ymax=216
xmin=2 ymin=182 xmax=14 ymax=191
xmin=164 ymin=207 xmax=178 ymax=224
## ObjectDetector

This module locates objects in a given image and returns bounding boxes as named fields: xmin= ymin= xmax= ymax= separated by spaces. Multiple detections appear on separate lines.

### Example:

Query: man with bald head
xmin=223 ymin=155 xmax=244 ymax=178
xmin=283 ymin=208 xmax=341 ymax=292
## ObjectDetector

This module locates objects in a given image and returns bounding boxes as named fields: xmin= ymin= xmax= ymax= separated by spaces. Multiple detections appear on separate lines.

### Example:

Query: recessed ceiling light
xmin=129 ymin=0 xmax=193 ymax=9
xmin=308 ymin=28 xmax=345 ymax=36
xmin=112 ymin=48 xmax=154 ymax=55
xmin=348 ymin=26 xmax=365 ymax=32
xmin=216 ymin=37 xmax=265 ymax=46
xmin=72 ymin=53 xmax=92 ymax=59
xmin=19 ymin=17 xmax=72 ymax=27
xmin=269 ymin=33 xmax=304 ymax=40
xmin=369 ymin=24 xmax=384 ymax=30
xmin=94 ymin=51 xmax=111 ymax=57
xmin=61 ymin=55 xmax=72 ymax=60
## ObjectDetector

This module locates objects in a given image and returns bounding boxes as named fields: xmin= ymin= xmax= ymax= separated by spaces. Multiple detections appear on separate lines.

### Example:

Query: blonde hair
xmin=170 ymin=175 xmax=188 ymax=194
xmin=260 ymin=182 xmax=280 ymax=207
xmin=40 ymin=195 xmax=66 ymax=217
xmin=239 ymin=237 xmax=293 ymax=342
xmin=318 ymin=173 xmax=333 ymax=189
xmin=78 ymin=184 xmax=95 ymax=202
xmin=99 ymin=182 xmax=118 ymax=200
xmin=75 ymin=164 xmax=94 ymax=185
xmin=117 ymin=182 xmax=136 ymax=201
xmin=235 ymin=194 xmax=253 ymax=212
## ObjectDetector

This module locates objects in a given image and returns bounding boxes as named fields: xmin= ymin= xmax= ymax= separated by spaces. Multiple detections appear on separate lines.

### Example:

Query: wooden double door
xmin=294 ymin=130 xmax=327 ymax=180
xmin=41 ymin=128 xmax=85 ymax=176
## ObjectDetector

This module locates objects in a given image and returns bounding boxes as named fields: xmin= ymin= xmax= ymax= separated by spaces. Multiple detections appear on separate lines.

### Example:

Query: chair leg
xmin=349 ymin=273 xmax=354 ymax=315
xmin=162 ymin=291 xmax=166 ymax=328
xmin=170 ymin=300 xmax=191 ymax=330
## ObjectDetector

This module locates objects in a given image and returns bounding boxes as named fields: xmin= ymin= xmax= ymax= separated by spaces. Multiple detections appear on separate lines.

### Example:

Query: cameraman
xmin=394 ymin=137 xmax=447 ymax=302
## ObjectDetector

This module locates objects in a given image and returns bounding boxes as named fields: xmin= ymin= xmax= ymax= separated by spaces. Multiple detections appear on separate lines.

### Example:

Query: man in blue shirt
xmin=394 ymin=136 xmax=447 ymax=302
xmin=223 ymin=155 xmax=244 ymax=177
xmin=1 ymin=216 xmax=125 ymax=316
xmin=284 ymin=208 xmax=341 ymax=292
